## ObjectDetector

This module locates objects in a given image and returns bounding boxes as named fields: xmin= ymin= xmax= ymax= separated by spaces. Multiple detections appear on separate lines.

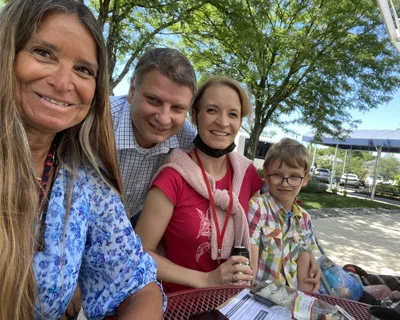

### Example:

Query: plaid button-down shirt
xmin=111 ymin=96 xmax=196 ymax=218
xmin=248 ymin=192 xmax=317 ymax=287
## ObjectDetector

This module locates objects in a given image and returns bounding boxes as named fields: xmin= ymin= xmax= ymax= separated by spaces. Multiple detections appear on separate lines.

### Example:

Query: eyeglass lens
xmin=268 ymin=174 xmax=303 ymax=187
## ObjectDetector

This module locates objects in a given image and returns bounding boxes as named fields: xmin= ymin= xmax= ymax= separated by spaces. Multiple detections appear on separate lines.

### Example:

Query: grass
xmin=297 ymin=192 xmax=399 ymax=210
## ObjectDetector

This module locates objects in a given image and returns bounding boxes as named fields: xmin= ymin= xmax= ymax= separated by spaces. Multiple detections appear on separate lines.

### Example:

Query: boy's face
xmin=263 ymin=159 xmax=310 ymax=211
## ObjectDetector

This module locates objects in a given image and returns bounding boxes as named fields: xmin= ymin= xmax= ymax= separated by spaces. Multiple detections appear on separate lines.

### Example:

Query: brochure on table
xmin=219 ymin=289 xmax=292 ymax=320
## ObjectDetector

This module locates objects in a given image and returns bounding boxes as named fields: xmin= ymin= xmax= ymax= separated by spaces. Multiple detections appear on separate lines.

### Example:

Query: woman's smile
xmin=14 ymin=12 xmax=98 ymax=136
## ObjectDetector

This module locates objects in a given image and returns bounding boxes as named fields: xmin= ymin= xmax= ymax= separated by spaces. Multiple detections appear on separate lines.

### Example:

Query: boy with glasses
xmin=248 ymin=138 xmax=318 ymax=293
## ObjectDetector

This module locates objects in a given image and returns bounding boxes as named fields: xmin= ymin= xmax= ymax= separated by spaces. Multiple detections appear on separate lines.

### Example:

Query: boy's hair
xmin=263 ymin=138 xmax=311 ymax=173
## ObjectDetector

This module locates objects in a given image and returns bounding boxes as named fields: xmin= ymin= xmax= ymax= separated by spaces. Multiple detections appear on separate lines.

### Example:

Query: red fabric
xmin=152 ymin=163 xmax=263 ymax=293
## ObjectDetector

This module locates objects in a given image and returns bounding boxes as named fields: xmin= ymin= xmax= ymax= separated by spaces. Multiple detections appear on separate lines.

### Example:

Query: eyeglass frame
xmin=267 ymin=174 xmax=305 ymax=187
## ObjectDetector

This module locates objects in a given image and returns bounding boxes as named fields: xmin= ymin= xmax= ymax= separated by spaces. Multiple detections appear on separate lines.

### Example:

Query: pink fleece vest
xmin=152 ymin=148 xmax=253 ymax=260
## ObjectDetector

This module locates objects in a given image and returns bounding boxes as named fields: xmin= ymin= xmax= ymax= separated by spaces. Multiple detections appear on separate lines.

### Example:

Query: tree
xmin=379 ymin=155 xmax=400 ymax=180
xmin=313 ymin=147 xmax=373 ymax=179
xmin=88 ymin=0 xmax=209 ymax=93
xmin=177 ymin=0 xmax=400 ymax=159
xmin=0 ymin=1 xmax=210 ymax=94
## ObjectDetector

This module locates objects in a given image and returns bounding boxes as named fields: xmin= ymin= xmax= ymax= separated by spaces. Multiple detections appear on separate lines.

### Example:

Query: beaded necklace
xmin=36 ymin=145 xmax=58 ymax=252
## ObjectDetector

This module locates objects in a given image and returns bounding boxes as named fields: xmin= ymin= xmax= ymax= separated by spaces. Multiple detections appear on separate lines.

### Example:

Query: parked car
xmin=364 ymin=175 xmax=383 ymax=187
xmin=340 ymin=173 xmax=361 ymax=187
xmin=314 ymin=168 xmax=331 ymax=183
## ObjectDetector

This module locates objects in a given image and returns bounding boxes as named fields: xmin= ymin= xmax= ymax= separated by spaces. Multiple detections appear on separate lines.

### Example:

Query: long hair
xmin=0 ymin=0 xmax=121 ymax=318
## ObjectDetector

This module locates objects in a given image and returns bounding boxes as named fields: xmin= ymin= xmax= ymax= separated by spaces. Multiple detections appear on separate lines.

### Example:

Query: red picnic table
xmin=164 ymin=286 xmax=371 ymax=319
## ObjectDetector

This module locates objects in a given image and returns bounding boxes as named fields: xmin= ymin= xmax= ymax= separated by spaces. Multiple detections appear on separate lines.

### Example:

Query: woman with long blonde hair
xmin=0 ymin=0 xmax=164 ymax=318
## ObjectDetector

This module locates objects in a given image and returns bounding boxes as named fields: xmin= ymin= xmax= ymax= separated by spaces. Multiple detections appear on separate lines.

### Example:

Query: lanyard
xmin=194 ymin=148 xmax=233 ymax=260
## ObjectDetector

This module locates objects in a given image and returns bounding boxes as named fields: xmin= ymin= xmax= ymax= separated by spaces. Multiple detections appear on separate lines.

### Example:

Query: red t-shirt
xmin=152 ymin=162 xmax=263 ymax=293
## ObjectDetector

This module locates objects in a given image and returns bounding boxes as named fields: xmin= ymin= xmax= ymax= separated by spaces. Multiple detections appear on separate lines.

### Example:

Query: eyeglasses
xmin=267 ymin=174 xmax=304 ymax=187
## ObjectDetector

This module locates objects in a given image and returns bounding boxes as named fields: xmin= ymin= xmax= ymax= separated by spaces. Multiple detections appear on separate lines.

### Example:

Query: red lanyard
xmin=194 ymin=148 xmax=233 ymax=260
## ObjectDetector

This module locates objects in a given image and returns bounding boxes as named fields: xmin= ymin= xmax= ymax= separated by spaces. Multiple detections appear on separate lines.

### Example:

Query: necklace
xmin=36 ymin=154 xmax=49 ymax=181
xmin=36 ymin=145 xmax=58 ymax=252
xmin=194 ymin=148 xmax=233 ymax=262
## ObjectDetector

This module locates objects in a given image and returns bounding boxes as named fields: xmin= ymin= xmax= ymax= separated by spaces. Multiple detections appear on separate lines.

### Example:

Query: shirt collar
xmin=266 ymin=191 xmax=302 ymax=219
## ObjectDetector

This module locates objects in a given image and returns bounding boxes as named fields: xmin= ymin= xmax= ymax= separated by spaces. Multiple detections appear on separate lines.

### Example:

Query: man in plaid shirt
xmin=248 ymin=138 xmax=319 ymax=293
xmin=111 ymin=48 xmax=197 ymax=227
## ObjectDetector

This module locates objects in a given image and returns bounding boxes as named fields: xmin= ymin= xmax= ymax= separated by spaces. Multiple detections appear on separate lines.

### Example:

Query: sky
xmin=270 ymin=88 xmax=400 ymax=141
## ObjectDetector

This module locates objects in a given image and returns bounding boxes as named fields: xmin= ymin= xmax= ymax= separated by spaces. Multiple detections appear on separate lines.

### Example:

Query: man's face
xmin=128 ymin=69 xmax=193 ymax=148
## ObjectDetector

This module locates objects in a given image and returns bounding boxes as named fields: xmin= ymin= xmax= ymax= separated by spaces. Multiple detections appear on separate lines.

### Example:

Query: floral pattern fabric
xmin=33 ymin=165 xmax=165 ymax=319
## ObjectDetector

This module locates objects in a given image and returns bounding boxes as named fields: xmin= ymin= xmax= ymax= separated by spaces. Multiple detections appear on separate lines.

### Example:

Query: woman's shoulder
xmin=241 ymin=162 xmax=264 ymax=192
xmin=155 ymin=149 xmax=195 ymax=181
xmin=229 ymin=151 xmax=253 ymax=166
xmin=152 ymin=166 xmax=186 ymax=194
xmin=165 ymin=148 xmax=192 ymax=162
xmin=57 ymin=165 xmax=123 ymax=209
xmin=77 ymin=165 xmax=116 ymax=191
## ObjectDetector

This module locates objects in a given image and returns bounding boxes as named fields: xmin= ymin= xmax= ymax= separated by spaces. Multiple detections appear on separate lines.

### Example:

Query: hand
xmin=206 ymin=256 xmax=253 ymax=287
xmin=390 ymin=290 xmax=400 ymax=300
xmin=303 ymin=255 xmax=321 ymax=293
xmin=364 ymin=284 xmax=392 ymax=301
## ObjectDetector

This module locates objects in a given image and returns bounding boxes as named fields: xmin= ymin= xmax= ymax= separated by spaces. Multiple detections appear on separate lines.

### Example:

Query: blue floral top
xmin=33 ymin=165 xmax=165 ymax=319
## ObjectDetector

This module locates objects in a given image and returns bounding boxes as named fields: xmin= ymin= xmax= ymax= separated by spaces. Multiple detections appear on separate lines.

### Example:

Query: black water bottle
xmin=231 ymin=246 xmax=250 ymax=279
xmin=231 ymin=246 xmax=249 ymax=259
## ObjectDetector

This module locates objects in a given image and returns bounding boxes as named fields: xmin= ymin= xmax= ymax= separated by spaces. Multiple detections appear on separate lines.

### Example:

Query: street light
xmin=377 ymin=0 xmax=400 ymax=53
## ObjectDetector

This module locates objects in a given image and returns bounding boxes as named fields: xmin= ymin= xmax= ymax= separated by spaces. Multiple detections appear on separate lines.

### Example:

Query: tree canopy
xmin=379 ymin=155 xmax=400 ymax=180
xmin=3 ymin=0 xmax=398 ymax=160
xmin=88 ymin=0 xmax=210 ymax=93
xmin=312 ymin=145 xmax=400 ymax=182
xmin=176 ymin=0 xmax=400 ymax=158
xmin=312 ymin=146 xmax=372 ymax=180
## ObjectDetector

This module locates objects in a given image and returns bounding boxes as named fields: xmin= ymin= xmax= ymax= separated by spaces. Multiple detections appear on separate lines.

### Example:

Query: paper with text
xmin=219 ymin=289 xmax=292 ymax=320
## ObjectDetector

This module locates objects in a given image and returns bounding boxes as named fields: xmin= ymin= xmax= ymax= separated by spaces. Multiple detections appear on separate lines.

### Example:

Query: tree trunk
xmin=245 ymin=123 xmax=263 ymax=160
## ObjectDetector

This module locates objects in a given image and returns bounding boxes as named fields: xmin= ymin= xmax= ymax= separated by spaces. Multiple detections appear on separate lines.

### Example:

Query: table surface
xmin=164 ymin=286 xmax=372 ymax=320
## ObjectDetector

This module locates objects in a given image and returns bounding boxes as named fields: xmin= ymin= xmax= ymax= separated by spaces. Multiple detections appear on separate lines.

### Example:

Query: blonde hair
xmin=0 ymin=0 xmax=121 ymax=318
xmin=263 ymin=138 xmax=311 ymax=173
xmin=191 ymin=77 xmax=252 ymax=119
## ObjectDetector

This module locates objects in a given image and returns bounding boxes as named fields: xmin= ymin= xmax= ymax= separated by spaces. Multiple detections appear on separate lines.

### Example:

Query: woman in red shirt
xmin=136 ymin=77 xmax=264 ymax=293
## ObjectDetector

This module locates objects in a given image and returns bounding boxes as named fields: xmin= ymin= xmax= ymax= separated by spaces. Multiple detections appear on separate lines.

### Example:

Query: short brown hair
xmin=191 ymin=77 xmax=252 ymax=118
xmin=133 ymin=47 xmax=197 ymax=99
xmin=263 ymin=138 xmax=310 ymax=173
